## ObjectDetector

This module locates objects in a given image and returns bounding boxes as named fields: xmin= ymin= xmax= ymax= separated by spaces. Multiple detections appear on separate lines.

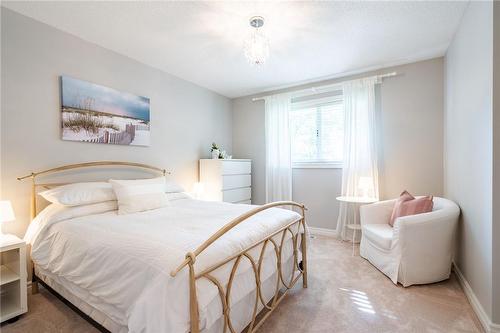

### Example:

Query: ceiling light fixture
xmin=244 ymin=16 xmax=269 ymax=66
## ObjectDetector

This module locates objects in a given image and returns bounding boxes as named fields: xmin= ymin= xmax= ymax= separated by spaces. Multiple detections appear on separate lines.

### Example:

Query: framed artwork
xmin=61 ymin=76 xmax=150 ymax=146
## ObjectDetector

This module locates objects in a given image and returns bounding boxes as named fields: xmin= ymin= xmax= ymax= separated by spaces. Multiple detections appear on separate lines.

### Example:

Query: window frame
xmin=292 ymin=161 xmax=344 ymax=169
xmin=290 ymin=94 xmax=344 ymax=169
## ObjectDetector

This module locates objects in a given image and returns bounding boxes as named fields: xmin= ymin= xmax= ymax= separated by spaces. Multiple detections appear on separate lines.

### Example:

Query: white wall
xmin=444 ymin=0 xmax=494 ymax=324
xmin=492 ymin=1 xmax=500 ymax=326
xmin=291 ymin=168 xmax=343 ymax=230
xmin=0 ymin=9 xmax=232 ymax=238
xmin=232 ymin=58 xmax=444 ymax=230
xmin=232 ymin=96 xmax=266 ymax=204
xmin=378 ymin=60 xmax=444 ymax=200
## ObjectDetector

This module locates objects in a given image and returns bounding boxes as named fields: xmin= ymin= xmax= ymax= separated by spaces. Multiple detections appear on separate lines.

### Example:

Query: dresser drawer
xmin=223 ymin=187 xmax=251 ymax=203
xmin=222 ymin=161 xmax=251 ymax=175
xmin=235 ymin=199 xmax=252 ymax=205
xmin=222 ymin=175 xmax=251 ymax=190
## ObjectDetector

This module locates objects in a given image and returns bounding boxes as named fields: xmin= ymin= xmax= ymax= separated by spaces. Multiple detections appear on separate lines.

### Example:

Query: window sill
xmin=292 ymin=162 xmax=343 ymax=169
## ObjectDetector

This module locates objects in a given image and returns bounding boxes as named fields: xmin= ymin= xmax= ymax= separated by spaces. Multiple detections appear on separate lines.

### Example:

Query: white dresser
xmin=199 ymin=159 xmax=252 ymax=204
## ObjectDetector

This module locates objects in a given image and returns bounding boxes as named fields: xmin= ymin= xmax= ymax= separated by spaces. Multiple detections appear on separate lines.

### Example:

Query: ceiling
xmin=2 ymin=1 xmax=468 ymax=98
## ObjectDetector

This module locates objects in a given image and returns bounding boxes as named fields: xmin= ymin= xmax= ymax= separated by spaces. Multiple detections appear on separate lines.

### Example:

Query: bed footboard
xmin=170 ymin=201 xmax=308 ymax=333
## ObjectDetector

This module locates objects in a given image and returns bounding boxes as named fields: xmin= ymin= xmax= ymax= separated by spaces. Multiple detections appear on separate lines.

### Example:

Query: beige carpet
xmin=1 ymin=235 xmax=483 ymax=333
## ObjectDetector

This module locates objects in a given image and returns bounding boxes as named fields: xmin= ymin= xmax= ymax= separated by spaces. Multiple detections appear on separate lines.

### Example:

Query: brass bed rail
xmin=18 ymin=162 xmax=308 ymax=333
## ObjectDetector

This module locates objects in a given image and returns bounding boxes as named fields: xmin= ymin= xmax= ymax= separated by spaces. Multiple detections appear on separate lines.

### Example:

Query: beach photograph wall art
xmin=61 ymin=76 xmax=150 ymax=146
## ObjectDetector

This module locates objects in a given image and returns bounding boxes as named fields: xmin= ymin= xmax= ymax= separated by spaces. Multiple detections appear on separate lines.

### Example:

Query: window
xmin=289 ymin=95 xmax=344 ymax=168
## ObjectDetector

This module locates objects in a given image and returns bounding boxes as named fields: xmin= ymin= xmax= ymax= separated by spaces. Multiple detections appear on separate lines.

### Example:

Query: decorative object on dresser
xmin=199 ymin=159 xmax=252 ymax=204
xmin=210 ymin=142 xmax=231 ymax=160
xmin=0 ymin=234 xmax=28 ymax=323
xmin=211 ymin=142 xmax=221 ymax=159
xmin=61 ymin=76 xmax=150 ymax=146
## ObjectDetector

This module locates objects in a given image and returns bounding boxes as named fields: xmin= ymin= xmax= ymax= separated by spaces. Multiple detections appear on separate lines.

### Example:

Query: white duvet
xmin=25 ymin=196 xmax=303 ymax=333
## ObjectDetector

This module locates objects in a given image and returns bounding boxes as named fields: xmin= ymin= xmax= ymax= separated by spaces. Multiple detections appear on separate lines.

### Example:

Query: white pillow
xmin=165 ymin=178 xmax=184 ymax=193
xmin=39 ymin=182 xmax=116 ymax=206
xmin=24 ymin=201 xmax=118 ymax=245
xmin=165 ymin=192 xmax=191 ymax=201
xmin=109 ymin=177 xmax=170 ymax=214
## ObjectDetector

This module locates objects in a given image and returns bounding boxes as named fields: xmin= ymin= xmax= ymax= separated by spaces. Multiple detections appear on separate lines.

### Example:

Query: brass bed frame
xmin=18 ymin=161 xmax=308 ymax=333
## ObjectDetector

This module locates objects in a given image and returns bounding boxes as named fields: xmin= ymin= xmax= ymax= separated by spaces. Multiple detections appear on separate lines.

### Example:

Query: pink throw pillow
xmin=389 ymin=191 xmax=434 ymax=227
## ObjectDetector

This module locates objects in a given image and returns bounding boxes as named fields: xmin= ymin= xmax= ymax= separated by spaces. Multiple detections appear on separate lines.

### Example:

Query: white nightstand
xmin=0 ymin=234 xmax=27 ymax=323
xmin=336 ymin=196 xmax=378 ymax=256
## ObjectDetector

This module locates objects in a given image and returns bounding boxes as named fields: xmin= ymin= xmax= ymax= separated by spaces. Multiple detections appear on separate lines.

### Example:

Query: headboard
xmin=17 ymin=161 xmax=169 ymax=220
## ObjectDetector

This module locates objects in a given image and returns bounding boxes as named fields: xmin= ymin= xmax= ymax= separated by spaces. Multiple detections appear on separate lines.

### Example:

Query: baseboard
xmin=453 ymin=263 xmax=500 ymax=333
xmin=308 ymin=227 xmax=337 ymax=237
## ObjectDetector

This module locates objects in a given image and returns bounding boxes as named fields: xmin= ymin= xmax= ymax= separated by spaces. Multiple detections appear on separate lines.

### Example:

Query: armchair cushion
xmin=362 ymin=224 xmax=393 ymax=250
xmin=360 ymin=199 xmax=396 ymax=225
xmin=389 ymin=190 xmax=433 ymax=226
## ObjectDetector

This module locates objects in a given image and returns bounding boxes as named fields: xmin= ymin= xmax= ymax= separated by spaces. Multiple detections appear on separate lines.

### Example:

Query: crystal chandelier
xmin=244 ymin=16 xmax=269 ymax=66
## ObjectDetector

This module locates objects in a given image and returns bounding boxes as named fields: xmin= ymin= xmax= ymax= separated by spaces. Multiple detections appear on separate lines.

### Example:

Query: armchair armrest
xmin=393 ymin=207 xmax=459 ymax=239
xmin=360 ymin=199 xmax=396 ymax=226
xmin=392 ymin=207 xmax=460 ymax=286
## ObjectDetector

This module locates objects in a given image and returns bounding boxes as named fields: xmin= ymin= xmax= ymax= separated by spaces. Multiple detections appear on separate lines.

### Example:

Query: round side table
xmin=336 ymin=196 xmax=378 ymax=256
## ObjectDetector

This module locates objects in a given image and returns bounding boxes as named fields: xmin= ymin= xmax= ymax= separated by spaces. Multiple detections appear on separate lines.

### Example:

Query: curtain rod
xmin=252 ymin=71 xmax=398 ymax=102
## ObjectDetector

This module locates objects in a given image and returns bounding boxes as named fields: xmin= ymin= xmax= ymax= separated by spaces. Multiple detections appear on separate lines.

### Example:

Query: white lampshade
xmin=0 ymin=200 xmax=15 ymax=223
xmin=193 ymin=182 xmax=205 ymax=199
xmin=358 ymin=177 xmax=372 ymax=189
xmin=193 ymin=182 xmax=205 ymax=197
xmin=358 ymin=177 xmax=373 ymax=197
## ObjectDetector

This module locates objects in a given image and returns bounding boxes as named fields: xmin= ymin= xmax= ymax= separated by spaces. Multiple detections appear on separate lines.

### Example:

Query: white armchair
xmin=359 ymin=197 xmax=460 ymax=287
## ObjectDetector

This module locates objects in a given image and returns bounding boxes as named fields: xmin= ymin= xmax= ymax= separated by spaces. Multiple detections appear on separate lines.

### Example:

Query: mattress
xmin=26 ymin=197 xmax=303 ymax=332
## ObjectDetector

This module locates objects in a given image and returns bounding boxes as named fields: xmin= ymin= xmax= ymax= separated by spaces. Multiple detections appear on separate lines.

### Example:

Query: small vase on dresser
xmin=199 ymin=159 xmax=252 ymax=204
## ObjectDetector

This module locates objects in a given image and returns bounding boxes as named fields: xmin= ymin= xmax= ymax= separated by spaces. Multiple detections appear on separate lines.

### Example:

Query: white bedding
xmin=25 ymin=197 xmax=303 ymax=333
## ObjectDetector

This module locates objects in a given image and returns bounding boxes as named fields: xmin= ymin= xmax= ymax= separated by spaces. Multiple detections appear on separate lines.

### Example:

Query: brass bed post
xmin=30 ymin=174 xmax=39 ymax=294
xmin=30 ymin=173 xmax=36 ymax=221
xmin=300 ymin=206 xmax=308 ymax=288
xmin=31 ymin=265 xmax=39 ymax=294
xmin=187 ymin=253 xmax=200 ymax=333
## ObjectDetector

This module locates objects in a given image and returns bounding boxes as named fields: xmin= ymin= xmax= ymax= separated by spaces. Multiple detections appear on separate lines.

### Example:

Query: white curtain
xmin=265 ymin=93 xmax=292 ymax=203
xmin=337 ymin=77 xmax=380 ymax=240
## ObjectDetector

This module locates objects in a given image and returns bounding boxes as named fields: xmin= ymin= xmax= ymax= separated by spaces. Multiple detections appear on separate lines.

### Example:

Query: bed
xmin=18 ymin=161 xmax=308 ymax=333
